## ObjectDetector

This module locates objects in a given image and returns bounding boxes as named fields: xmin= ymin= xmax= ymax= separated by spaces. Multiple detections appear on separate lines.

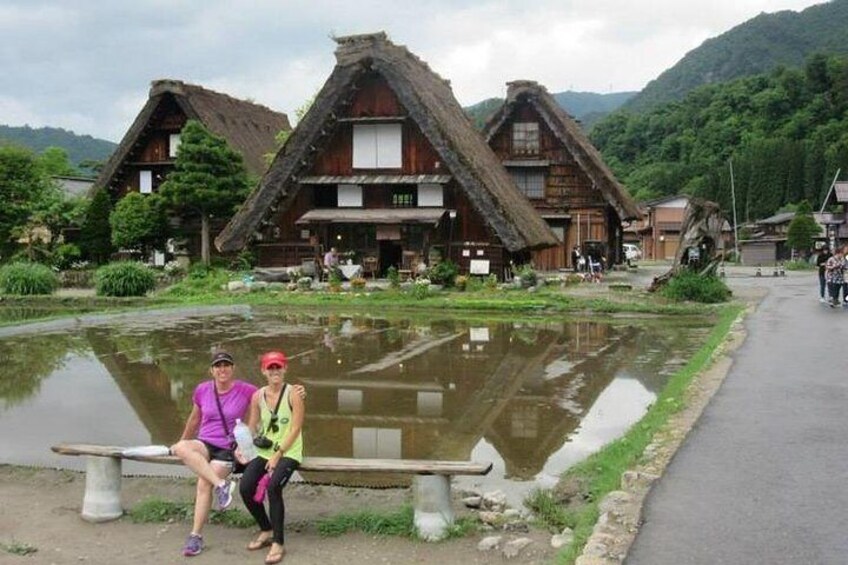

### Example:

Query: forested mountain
xmin=625 ymin=0 xmax=848 ymax=112
xmin=465 ymin=90 xmax=636 ymax=130
xmin=0 ymin=125 xmax=115 ymax=170
xmin=591 ymin=54 xmax=848 ymax=222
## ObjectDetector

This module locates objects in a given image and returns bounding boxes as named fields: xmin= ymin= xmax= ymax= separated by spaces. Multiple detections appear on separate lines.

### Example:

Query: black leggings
xmin=239 ymin=456 xmax=299 ymax=544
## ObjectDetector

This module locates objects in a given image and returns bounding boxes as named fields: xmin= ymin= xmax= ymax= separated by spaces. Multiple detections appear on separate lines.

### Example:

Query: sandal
xmin=265 ymin=545 xmax=285 ymax=564
xmin=247 ymin=532 xmax=273 ymax=551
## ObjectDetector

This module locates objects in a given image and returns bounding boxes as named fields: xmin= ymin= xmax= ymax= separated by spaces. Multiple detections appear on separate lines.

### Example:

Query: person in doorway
xmin=825 ymin=248 xmax=845 ymax=308
xmin=239 ymin=351 xmax=305 ymax=565
xmin=571 ymin=246 xmax=582 ymax=273
xmin=170 ymin=351 xmax=257 ymax=557
xmin=817 ymin=245 xmax=832 ymax=303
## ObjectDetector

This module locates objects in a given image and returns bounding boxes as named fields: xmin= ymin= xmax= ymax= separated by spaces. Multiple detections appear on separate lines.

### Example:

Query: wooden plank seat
xmin=51 ymin=443 xmax=492 ymax=540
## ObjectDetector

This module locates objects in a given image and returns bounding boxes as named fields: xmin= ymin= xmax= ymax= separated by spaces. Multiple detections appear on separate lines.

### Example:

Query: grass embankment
xmin=525 ymin=303 xmax=744 ymax=564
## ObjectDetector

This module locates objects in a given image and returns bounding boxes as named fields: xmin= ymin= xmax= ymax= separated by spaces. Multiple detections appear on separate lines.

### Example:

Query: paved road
xmin=626 ymin=271 xmax=848 ymax=565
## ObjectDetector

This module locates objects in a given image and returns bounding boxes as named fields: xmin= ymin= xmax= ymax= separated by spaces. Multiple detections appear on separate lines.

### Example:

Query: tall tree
xmin=38 ymin=146 xmax=78 ymax=176
xmin=786 ymin=200 xmax=821 ymax=256
xmin=0 ymin=145 xmax=61 ymax=260
xmin=79 ymin=187 xmax=114 ymax=263
xmin=109 ymin=193 xmax=168 ymax=259
xmin=159 ymin=120 xmax=250 ymax=264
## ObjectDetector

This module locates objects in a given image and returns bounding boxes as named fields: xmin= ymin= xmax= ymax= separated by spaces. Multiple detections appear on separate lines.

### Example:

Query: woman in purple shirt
xmin=171 ymin=351 xmax=256 ymax=557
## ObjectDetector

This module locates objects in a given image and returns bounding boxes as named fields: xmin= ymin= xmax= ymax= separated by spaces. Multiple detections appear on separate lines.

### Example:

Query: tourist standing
xmin=817 ymin=245 xmax=832 ymax=303
xmin=825 ymin=249 xmax=845 ymax=307
xmin=239 ymin=351 xmax=305 ymax=565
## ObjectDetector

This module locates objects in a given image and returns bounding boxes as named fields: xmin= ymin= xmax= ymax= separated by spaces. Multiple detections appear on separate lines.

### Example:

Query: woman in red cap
xmin=239 ymin=350 xmax=304 ymax=564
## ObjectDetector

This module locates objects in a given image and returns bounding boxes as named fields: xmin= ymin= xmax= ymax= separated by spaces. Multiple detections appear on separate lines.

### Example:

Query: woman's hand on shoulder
xmin=292 ymin=384 xmax=306 ymax=401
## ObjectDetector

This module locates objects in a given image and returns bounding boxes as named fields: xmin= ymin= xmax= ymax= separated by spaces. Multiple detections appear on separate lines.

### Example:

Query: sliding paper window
xmin=352 ymin=124 xmax=402 ymax=169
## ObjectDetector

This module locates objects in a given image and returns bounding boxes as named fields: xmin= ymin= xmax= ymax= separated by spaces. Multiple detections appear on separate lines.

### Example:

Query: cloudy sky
xmin=0 ymin=0 xmax=825 ymax=142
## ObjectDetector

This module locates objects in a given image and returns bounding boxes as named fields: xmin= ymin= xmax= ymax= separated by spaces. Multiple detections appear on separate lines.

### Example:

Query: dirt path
xmin=0 ymin=466 xmax=554 ymax=565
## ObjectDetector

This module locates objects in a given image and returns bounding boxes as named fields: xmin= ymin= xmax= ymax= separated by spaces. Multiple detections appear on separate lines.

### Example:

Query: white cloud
xmin=0 ymin=0 xmax=826 ymax=141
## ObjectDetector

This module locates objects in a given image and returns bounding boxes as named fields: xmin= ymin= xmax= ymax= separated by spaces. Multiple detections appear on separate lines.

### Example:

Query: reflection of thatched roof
xmin=483 ymin=80 xmax=641 ymax=221
xmin=216 ymin=32 xmax=557 ymax=253
xmin=96 ymin=79 xmax=290 ymax=190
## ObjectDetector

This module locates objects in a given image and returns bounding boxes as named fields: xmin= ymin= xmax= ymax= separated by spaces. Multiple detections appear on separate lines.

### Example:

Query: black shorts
xmin=201 ymin=440 xmax=246 ymax=473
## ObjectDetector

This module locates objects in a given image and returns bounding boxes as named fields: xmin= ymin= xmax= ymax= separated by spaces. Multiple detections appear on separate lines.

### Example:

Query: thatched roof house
xmin=96 ymin=79 xmax=290 ymax=196
xmin=483 ymin=80 xmax=640 ymax=269
xmin=216 ymin=33 xmax=556 ymax=276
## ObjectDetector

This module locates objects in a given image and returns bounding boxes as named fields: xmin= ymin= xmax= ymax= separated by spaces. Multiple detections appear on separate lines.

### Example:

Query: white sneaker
xmin=820 ymin=297 xmax=826 ymax=303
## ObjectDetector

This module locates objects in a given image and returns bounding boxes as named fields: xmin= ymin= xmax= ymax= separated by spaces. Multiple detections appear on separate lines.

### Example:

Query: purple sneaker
xmin=182 ymin=533 xmax=203 ymax=557
xmin=214 ymin=479 xmax=235 ymax=510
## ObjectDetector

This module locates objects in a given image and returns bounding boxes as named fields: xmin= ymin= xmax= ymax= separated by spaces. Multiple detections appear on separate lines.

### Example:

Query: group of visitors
xmin=170 ymin=349 xmax=306 ymax=563
xmin=571 ymin=246 xmax=605 ymax=282
xmin=817 ymin=245 xmax=848 ymax=307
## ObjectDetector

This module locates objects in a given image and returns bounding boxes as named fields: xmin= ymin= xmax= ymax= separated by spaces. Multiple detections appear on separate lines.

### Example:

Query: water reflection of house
xmin=86 ymin=329 xmax=185 ymax=445
xmin=483 ymin=323 xmax=632 ymax=479
xmin=295 ymin=320 xmax=630 ymax=485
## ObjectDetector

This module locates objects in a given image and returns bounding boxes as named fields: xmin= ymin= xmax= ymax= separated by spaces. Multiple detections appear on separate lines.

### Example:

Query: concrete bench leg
xmin=413 ymin=475 xmax=454 ymax=541
xmin=81 ymin=456 xmax=123 ymax=522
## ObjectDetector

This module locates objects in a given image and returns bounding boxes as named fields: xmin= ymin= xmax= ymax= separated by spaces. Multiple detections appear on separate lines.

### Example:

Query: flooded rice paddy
xmin=0 ymin=306 xmax=710 ymax=498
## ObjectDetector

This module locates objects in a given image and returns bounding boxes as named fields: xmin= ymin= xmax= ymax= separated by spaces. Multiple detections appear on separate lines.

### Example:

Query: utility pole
xmin=729 ymin=160 xmax=740 ymax=262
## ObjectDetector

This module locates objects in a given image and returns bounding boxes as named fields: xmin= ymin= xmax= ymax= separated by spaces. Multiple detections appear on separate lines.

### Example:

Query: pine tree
xmin=158 ymin=120 xmax=250 ymax=264
xmin=79 ymin=187 xmax=114 ymax=264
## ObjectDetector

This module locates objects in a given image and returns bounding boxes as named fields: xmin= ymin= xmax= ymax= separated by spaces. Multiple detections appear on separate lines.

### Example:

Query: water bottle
xmin=234 ymin=418 xmax=257 ymax=462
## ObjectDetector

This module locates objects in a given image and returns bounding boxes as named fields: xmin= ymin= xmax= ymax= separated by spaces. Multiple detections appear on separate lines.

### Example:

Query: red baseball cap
xmin=261 ymin=351 xmax=288 ymax=370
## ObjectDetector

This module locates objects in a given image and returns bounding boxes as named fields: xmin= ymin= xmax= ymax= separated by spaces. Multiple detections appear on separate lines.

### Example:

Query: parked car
xmin=624 ymin=243 xmax=642 ymax=261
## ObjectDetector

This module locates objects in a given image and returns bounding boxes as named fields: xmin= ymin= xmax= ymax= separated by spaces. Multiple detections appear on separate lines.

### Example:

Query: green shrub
xmin=52 ymin=243 xmax=82 ymax=270
xmin=516 ymin=264 xmax=537 ymax=288
xmin=427 ymin=260 xmax=459 ymax=287
xmin=188 ymin=262 xmax=214 ymax=280
xmin=95 ymin=262 xmax=156 ymax=297
xmin=661 ymin=271 xmax=731 ymax=303
xmin=467 ymin=275 xmax=485 ymax=292
xmin=229 ymin=249 xmax=256 ymax=271
xmin=387 ymin=266 xmax=400 ymax=289
xmin=0 ymin=262 xmax=58 ymax=295
xmin=485 ymin=273 xmax=499 ymax=290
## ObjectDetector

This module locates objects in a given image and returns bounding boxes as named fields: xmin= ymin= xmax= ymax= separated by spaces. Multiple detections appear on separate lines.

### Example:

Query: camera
xmin=253 ymin=435 xmax=273 ymax=449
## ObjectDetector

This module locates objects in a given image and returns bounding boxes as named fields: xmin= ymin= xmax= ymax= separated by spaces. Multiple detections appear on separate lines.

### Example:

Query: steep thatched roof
xmin=216 ymin=33 xmax=557 ymax=254
xmin=96 ymin=79 xmax=290 ymax=189
xmin=483 ymin=80 xmax=641 ymax=221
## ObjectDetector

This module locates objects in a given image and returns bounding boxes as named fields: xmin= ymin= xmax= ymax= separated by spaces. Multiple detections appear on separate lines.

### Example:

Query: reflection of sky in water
xmin=458 ymin=376 xmax=653 ymax=506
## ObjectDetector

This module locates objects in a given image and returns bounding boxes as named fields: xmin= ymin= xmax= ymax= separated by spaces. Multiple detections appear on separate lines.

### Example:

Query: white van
xmin=624 ymin=243 xmax=642 ymax=261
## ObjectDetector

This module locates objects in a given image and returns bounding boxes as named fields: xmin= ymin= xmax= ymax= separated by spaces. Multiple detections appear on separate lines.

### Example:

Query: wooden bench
xmin=51 ymin=443 xmax=492 ymax=541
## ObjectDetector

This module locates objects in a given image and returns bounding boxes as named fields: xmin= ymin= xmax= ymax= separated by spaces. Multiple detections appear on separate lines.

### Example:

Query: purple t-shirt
xmin=193 ymin=380 xmax=257 ymax=449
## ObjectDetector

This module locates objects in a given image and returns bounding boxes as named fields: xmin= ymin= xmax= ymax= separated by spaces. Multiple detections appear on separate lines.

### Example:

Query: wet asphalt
xmin=626 ymin=270 xmax=848 ymax=565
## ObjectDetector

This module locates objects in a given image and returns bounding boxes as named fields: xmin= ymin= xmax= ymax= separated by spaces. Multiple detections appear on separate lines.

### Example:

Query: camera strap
xmin=263 ymin=383 xmax=287 ymax=424
xmin=212 ymin=381 xmax=233 ymax=447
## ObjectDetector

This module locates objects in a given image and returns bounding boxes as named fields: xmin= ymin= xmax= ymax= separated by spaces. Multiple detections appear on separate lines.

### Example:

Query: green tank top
xmin=257 ymin=384 xmax=303 ymax=462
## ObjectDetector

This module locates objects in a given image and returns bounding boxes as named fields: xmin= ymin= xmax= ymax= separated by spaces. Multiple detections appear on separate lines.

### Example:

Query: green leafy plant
xmin=0 ymin=261 xmax=58 ymax=295
xmin=350 ymin=276 xmax=367 ymax=290
xmin=427 ymin=259 xmax=459 ymax=287
xmin=95 ymin=262 xmax=156 ymax=297
xmin=485 ymin=273 xmax=499 ymax=290
xmin=1 ymin=541 xmax=37 ymax=556
xmin=661 ymin=271 xmax=731 ymax=303
xmin=516 ymin=264 xmax=537 ymax=288
xmin=410 ymin=278 xmax=431 ymax=299
xmin=297 ymin=276 xmax=313 ymax=291
xmin=387 ymin=266 xmax=400 ymax=289
xmin=454 ymin=274 xmax=468 ymax=291
xmin=52 ymin=243 xmax=82 ymax=270
xmin=129 ymin=498 xmax=253 ymax=528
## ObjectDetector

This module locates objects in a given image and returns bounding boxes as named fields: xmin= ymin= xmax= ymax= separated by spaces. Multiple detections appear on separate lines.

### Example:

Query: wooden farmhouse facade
xmin=95 ymin=79 xmax=290 ymax=260
xmin=483 ymin=81 xmax=640 ymax=270
xmin=216 ymin=33 xmax=557 ymax=278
